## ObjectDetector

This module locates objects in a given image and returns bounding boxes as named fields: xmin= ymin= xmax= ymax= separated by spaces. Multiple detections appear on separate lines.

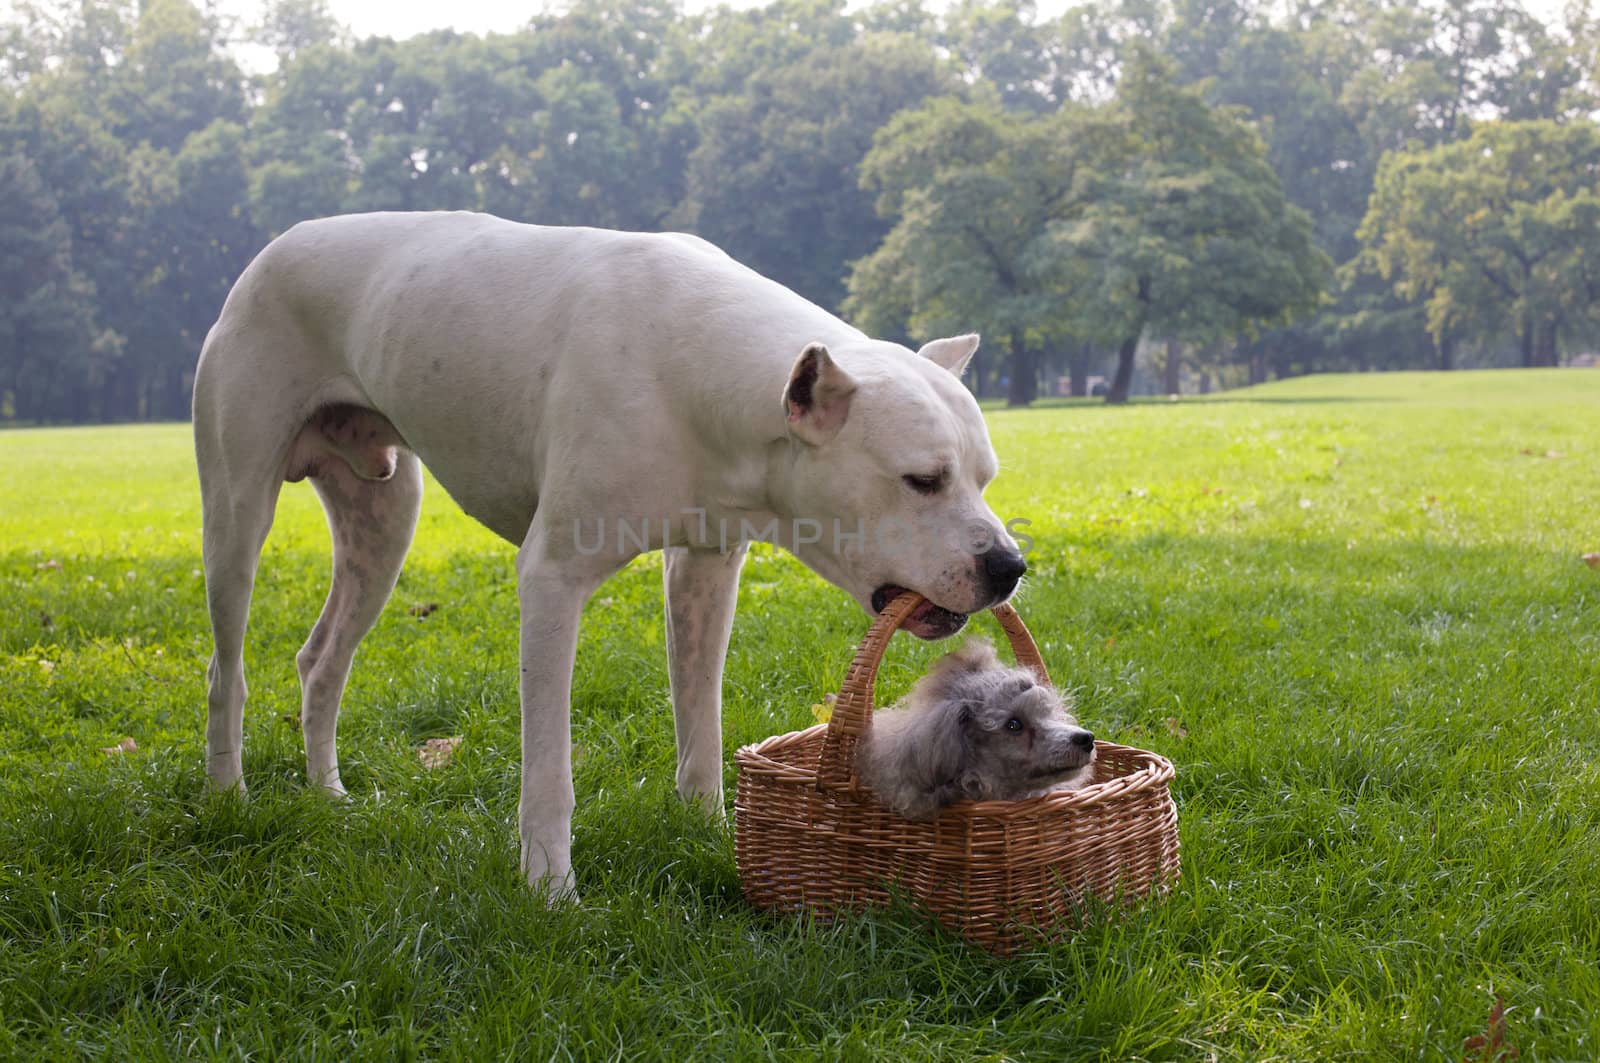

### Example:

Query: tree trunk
xmin=168 ymin=367 xmax=192 ymax=420
xmin=1537 ymin=322 xmax=1559 ymax=366
xmin=69 ymin=377 xmax=92 ymax=424
xmin=1163 ymin=338 xmax=1182 ymax=395
xmin=1436 ymin=332 xmax=1455 ymax=371
xmin=1249 ymin=350 xmax=1267 ymax=385
xmin=1007 ymin=329 xmax=1036 ymax=406
xmin=1520 ymin=315 xmax=1535 ymax=367
xmin=1106 ymin=331 xmax=1139 ymax=404
xmin=1068 ymin=344 xmax=1090 ymax=398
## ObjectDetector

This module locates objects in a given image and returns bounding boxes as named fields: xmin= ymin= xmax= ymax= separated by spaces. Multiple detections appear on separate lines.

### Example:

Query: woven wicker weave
xmin=734 ymin=593 xmax=1180 ymax=952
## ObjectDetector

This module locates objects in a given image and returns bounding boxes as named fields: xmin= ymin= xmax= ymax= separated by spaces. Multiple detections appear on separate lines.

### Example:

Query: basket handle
xmin=815 ymin=592 xmax=1050 ymax=790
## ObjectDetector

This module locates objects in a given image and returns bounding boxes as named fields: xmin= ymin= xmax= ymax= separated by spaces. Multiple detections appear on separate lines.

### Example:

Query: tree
xmin=845 ymin=94 xmax=1084 ymax=404
xmin=107 ymin=0 xmax=246 ymax=153
xmin=0 ymin=148 xmax=112 ymax=421
xmin=1055 ymin=49 xmax=1329 ymax=402
xmin=940 ymin=0 xmax=1059 ymax=113
xmin=1359 ymin=119 xmax=1600 ymax=367
xmin=251 ymin=0 xmax=347 ymax=65
xmin=674 ymin=24 xmax=955 ymax=309
xmin=247 ymin=0 xmax=688 ymax=235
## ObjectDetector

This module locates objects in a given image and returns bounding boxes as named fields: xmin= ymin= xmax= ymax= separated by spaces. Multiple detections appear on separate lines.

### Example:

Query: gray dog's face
xmin=923 ymin=641 xmax=1097 ymax=800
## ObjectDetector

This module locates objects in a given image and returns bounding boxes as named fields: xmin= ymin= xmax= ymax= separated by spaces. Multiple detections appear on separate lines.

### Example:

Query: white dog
xmin=192 ymin=211 xmax=1027 ymax=898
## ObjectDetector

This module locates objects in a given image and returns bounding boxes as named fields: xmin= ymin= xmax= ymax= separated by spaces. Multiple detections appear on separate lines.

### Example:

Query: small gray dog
xmin=856 ymin=640 xmax=1097 ymax=820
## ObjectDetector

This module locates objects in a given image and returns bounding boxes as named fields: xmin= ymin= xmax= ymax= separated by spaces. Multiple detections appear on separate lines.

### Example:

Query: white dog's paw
xmin=313 ymin=779 xmax=349 ymax=801
xmin=678 ymin=783 xmax=727 ymax=821
xmin=205 ymin=758 xmax=247 ymax=798
xmin=528 ymin=869 xmax=579 ymax=908
xmin=521 ymin=847 xmax=579 ymax=906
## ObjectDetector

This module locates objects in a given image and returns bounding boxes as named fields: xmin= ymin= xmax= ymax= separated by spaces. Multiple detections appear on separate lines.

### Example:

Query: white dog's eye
xmin=1005 ymin=717 xmax=1024 ymax=734
xmin=902 ymin=473 xmax=943 ymax=495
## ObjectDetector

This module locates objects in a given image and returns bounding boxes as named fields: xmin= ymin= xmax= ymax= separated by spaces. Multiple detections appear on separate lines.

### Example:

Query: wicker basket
xmin=734 ymin=593 xmax=1180 ymax=952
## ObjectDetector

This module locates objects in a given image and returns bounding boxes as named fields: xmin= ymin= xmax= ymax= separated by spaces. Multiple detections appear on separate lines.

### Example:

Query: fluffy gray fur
xmin=856 ymin=639 xmax=1097 ymax=821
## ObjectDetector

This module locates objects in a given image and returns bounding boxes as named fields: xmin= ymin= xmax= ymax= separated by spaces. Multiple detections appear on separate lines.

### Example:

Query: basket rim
xmin=737 ymin=725 xmax=1175 ymax=819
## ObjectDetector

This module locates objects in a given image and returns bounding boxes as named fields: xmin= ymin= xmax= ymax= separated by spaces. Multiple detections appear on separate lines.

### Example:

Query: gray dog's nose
xmin=982 ymin=547 xmax=1027 ymax=597
xmin=1071 ymin=731 xmax=1095 ymax=751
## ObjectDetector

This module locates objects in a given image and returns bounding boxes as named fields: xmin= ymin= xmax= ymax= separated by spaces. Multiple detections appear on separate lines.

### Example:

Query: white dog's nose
xmin=982 ymin=547 xmax=1027 ymax=598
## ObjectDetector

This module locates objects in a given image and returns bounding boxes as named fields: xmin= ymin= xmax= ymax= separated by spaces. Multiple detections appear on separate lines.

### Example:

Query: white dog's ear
xmin=783 ymin=342 xmax=857 ymax=445
xmin=917 ymin=334 xmax=980 ymax=377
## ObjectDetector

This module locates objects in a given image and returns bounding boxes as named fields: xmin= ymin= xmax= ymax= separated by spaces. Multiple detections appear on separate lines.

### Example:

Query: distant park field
xmin=3 ymin=369 xmax=1599 ymax=1059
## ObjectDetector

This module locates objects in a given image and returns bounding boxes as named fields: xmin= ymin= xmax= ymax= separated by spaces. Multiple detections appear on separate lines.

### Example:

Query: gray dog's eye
xmin=1005 ymin=717 xmax=1024 ymax=734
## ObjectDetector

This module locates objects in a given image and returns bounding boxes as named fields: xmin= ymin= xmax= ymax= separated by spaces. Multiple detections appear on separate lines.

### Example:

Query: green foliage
xmin=676 ymin=24 xmax=957 ymax=308
xmin=5 ymin=372 xmax=1600 ymax=1055
xmin=107 ymin=0 xmax=245 ymax=152
xmin=846 ymin=93 xmax=1078 ymax=403
xmin=1359 ymin=120 xmax=1600 ymax=366
xmin=4 ymin=0 xmax=1599 ymax=421
xmin=849 ymin=48 xmax=1328 ymax=405
xmin=0 ymin=147 xmax=109 ymax=420
xmin=1062 ymin=49 xmax=1330 ymax=357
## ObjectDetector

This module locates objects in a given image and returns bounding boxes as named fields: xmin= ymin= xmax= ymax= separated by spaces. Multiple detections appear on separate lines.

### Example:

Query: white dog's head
xmin=772 ymin=334 xmax=1025 ymax=640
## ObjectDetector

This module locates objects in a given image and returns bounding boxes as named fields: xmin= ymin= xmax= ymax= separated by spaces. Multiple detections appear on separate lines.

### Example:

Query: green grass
xmin=4 ymin=368 xmax=1600 ymax=1059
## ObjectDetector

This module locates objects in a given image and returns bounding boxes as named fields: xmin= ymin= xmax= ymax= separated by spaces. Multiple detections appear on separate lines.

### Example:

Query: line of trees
xmin=2 ymin=0 xmax=1598 ymax=421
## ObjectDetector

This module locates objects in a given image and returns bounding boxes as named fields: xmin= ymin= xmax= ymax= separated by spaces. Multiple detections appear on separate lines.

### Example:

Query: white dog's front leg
xmin=515 ymin=534 xmax=623 ymax=902
xmin=663 ymin=544 xmax=747 ymax=815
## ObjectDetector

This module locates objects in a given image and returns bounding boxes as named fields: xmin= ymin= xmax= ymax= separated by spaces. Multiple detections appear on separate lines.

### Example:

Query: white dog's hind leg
xmin=296 ymin=448 xmax=423 ymax=796
xmin=515 ymin=527 xmax=629 ymax=902
xmin=199 ymin=476 xmax=282 ymax=795
xmin=663 ymin=544 xmax=748 ymax=815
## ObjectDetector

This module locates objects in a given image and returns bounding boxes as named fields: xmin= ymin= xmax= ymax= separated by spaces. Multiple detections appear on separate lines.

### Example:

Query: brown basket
xmin=734 ymin=593 xmax=1180 ymax=953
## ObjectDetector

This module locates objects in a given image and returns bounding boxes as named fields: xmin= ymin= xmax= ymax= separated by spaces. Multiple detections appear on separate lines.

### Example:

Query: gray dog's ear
xmin=917 ymin=639 xmax=1002 ymax=701
xmin=946 ymin=639 xmax=1000 ymax=673
xmin=783 ymin=342 xmax=857 ymax=445
xmin=916 ymin=334 xmax=980 ymax=377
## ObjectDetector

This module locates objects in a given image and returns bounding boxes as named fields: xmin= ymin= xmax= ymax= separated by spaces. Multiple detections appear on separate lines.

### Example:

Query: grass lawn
xmin=3 ymin=368 xmax=1599 ymax=1059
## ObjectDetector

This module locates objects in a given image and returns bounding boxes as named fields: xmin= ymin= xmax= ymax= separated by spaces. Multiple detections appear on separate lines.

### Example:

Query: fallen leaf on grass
xmin=101 ymin=737 xmax=137 ymax=756
xmin=418 ymin=736 xmax=463 ymax=769
xmin=409 ymin=602 xmax=439 ymax=619
xmin=810 ymin=693 xmax=836 ymax=724
xmin=1583 ymin=553 xmax=1600 ymax=569
xmin=1462 ymin=995 xmax=1517 ymax=1062
xmin=1163 ymin=717 xmax=1189 ymax=739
